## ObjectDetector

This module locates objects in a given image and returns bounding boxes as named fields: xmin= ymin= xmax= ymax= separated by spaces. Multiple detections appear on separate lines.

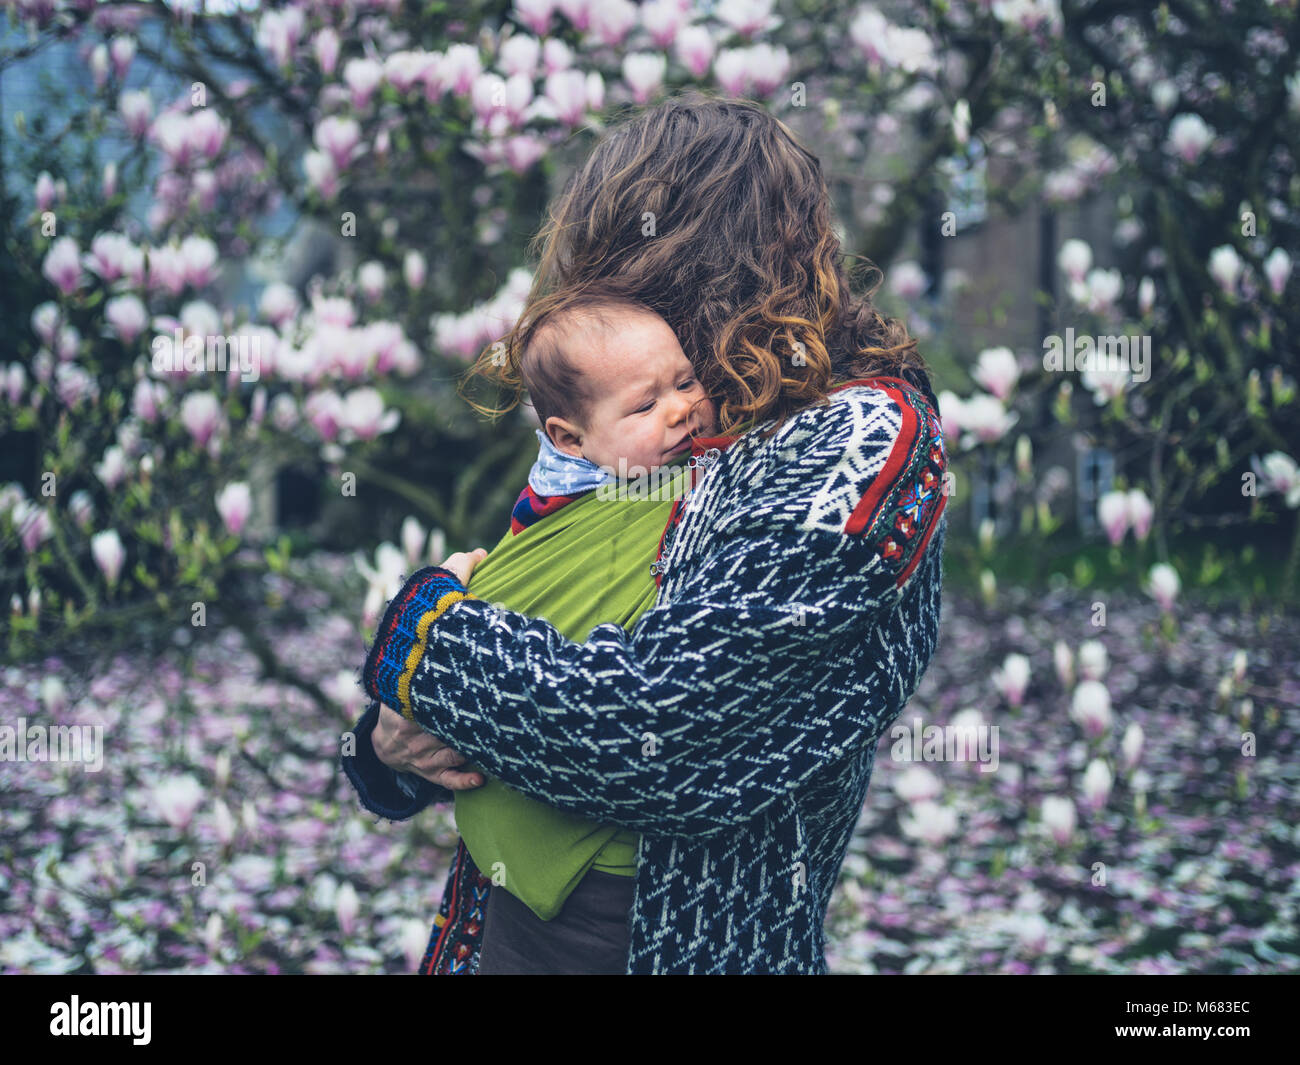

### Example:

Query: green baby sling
xmin=455 ymin=460 xmax=692 ymax=921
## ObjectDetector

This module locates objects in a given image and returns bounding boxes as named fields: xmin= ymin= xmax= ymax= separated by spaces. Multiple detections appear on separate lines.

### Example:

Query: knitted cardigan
xmin=341 ymin=375 xmax=949 ymax=974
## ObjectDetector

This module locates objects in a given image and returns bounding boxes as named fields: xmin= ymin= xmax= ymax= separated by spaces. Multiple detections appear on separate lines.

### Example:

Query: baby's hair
xmin=520 ymin=288 xmax=663 ymax=435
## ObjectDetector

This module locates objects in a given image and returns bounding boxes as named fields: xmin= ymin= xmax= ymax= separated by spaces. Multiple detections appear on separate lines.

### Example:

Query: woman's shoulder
xmin=713 ymin=374 xmax=948 ymax=582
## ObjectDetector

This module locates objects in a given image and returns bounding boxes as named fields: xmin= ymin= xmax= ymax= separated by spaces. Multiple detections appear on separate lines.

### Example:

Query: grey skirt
xmin=477 ymin=868 xmax=636 ymax=975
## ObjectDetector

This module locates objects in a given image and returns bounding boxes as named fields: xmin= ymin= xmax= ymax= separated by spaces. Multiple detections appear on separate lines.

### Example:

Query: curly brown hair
xmin=460 ymin=90 xmax=931 ymax=439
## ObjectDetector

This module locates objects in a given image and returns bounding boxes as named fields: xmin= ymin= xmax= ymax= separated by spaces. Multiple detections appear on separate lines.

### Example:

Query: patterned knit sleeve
xmin=339 ymin=698 xmax=455 ymax=820
xmin=359 ymin=383 xmax=947 ymax=839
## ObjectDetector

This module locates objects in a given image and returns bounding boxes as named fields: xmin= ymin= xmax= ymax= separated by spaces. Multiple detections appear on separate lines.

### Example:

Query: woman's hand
xmin=438 ymin=547 xmax=488 ymax=585
xmin=372 ymin=702 xmax=484 ymax=790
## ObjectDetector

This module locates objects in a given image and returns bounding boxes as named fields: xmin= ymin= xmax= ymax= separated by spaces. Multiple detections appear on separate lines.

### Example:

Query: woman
xmin=341 ymin=91 xmax=948 ymax=975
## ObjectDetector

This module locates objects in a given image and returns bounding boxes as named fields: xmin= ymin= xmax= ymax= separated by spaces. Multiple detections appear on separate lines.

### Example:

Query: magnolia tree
xmin=2 ymin=0 xmax=1298 ymax=675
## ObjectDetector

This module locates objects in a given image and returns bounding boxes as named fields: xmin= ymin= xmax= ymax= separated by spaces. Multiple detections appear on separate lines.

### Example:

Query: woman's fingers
xmin=373 ymin=702 xmax=483 ymax=789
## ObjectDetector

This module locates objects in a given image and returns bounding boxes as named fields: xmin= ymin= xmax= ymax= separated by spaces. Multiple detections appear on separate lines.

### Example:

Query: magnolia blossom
xmin=515 ymin=0 xmax=556 ymax=36
xmin=359 ymin=540 xmax=408 ymax=628
xmin=640 ymin=0 xmax=688 ymax=47
xmin=745 ymin=43 xmax=791 ymax=96
xmin=1167 ymin=113 xmax=1213 ymax=163
xmin=1121 ymin=722 xmax=1144 ymax=771
xmin=212 ymin=798 xmax=236 ymax=847
xmin=1256 ymin=451 xmax=1300 ymax=507
xmin=899 ymin=800 xmax=959 ymax=845
xmin=146 ymin=242 xmax=188 ymax=297
xmin=401 ymin=516 xmax=427 ymax=567
xmin=42 ymin=237 xmax=84 ymax=297
xmin=1146 ymin=562 xmax=1180 ymax=612
xmin=31 ymin=302 xmax=60 ymax=346
xmin=180 ymin=391 xmax=222 ymax=448
xmin=259 ymin=282 xmax=300 ymax=328
xmin=1070 ymin=680 xmax=1112 ymax=739
xmin=400 ymin=916 xmax=430 ymax=970
xmin=95 ymin=445 xmax=129 ymax=490
xmin=712 ymin=48 xmax=749 ymax=96
xmin=152 ymin=774 xmax=204 ymax=831
xmin=1151 ymin=79 xmax=1178 ymax=113
xmin=1126 ymin=488 xmax=1154 ymax=541
xmin=1052 ymin=640 xmax=1074 ymax=689
xmin=39 ymin=675 xmax=66 ymax=714
xmin=1081 ymin=365 xmax=1131 ymax=405
xmin=105 ymin=294 xmax=148 ymax=345
xmin=589 ymin=0 xmax=638 ymax=46
xmin=357 ymin=261 xmax=387 ymax=304
xmin=305 ymin=389 xmax=344 ymax=441
xmin=622 ymin=52 xmax=666 ymax=105
xmin=13 ymin=500 xmax=52 ymax=553
xmin=129 ymin=377 xmax=163 ymax=423
xmin=303 ymin=150 xmax=339 ymax=201
xmin=1097 ymin=490 xmax=1129 ymax=545
xmin=82 ymin=232 xmax=133 ymax=283
xmin=1081 ymin=759 xmax=1113 ymax=811
xmin=937 ymin=390 xmax=963 ymax=444
xmin=959 ymin=393 xmax=1018 ymax=446
xmin=541 ymin=36 xmax=573 ymax=75
xmin=91 ymin=529 xmax=126 ymax=586
xmin=215 ymin=482 xmax=252 ymax=536
xmin=118 ymin=88 xmax=153 ymax=138
xmin=256 ymin=6 xmax=305 ymax=69
xmin=313 ymin=27 xmax=340 ymax=75
xmin=1264 ymin=248 xmax=1292 ymax=296
xmin=343 ymin=57 xmax=384 ymax=110
xmin=1057 ymin=238 xmax=1092 ymax=283
xmin=1041 ymin=795 xmax=1076 ymax=846
xmin=716 ymin=0 xmax=777 ymax=37
xmin=499 ymin=33 xmax=541 ymax=79
xmin=403 ymin=250 xmax=427 ymax=290
xmin=52 ymin=364 xmax=93 ymax=413
xmin=269 ymin=393 xmax=298 ymax=432
xmin=889 ymin=261 xmax=928 ymax=302
xmin=1084 ymin=268 xmax=1123 ymax=313
xmin=1138 ymin=276 xmax=1156 ymax=315
xmin=1077 ymin=639 xmax=1108 ymax=682
xmin=314 ymin=116 xmax=362 ymax=171
xmin=335 ymin=882 xmax=360 ymax=938
xmin=68 ymin=490 xmax=93 ymax=530
xmin=675 ymin=24 xmax=714 ymax=78
xmin=544 ymin=69 xmax=590 ymax=125
xmin=892 ymin=765 xmax=943 ymax=804
xmin=993 ymin=653 xmax=1031 ymax=708
xmin=1207 ymin=245 xmax=1242 ymax=296
xmin=850 ymin=8 xmax=939 ymax=74
xmin=442 ymin=43 xmax=484 ymax=97
xmin=5 ymin=363 xmax=25 ymax=405
xmin=972 ymin=347 xmax=1019 ymax=401
xmin=340 ymin=388 xmax=401 ymax=441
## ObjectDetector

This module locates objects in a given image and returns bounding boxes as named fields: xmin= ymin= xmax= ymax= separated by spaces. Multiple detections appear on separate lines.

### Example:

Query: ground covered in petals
xmin=1 ymin=577 xmax=1296 ymax=974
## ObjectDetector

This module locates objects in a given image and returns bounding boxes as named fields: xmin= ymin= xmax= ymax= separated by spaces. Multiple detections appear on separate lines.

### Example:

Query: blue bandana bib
xmin=527 ymin=429 xmax=616 ymax=496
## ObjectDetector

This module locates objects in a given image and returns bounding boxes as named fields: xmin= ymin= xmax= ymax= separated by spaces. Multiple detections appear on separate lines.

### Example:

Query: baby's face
xmin=545 ymin=309 xmax=717 ymax=475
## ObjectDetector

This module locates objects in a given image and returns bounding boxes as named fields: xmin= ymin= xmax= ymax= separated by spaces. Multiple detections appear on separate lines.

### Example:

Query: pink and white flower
xmin=42 ymin=237 xmax=84 ymax=297
xmin=215 ymin=481 xmax=252 ymax=536
xmin=91 ymin=528 xmax=126 ymax=586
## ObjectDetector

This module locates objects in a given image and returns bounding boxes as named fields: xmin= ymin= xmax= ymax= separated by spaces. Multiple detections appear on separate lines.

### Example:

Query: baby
xmin=520 ymin=293 xmax=717 ymax=491
xmin=446 ymin=294 xmax=719 ymax=962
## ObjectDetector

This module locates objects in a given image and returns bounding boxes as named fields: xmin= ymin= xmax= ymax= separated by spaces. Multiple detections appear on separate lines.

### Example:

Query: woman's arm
xmin=358 ymin=383 xmax=947 ymax=838
xmin=340 ymin=699 xmax=454 ymax=820
xmin=362 ymin=524 xmax=915 ymax=841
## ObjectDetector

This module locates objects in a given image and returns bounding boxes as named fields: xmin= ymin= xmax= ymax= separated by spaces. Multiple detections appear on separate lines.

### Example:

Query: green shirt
xmin=454 ymin=460 xmax=691 ymax=920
